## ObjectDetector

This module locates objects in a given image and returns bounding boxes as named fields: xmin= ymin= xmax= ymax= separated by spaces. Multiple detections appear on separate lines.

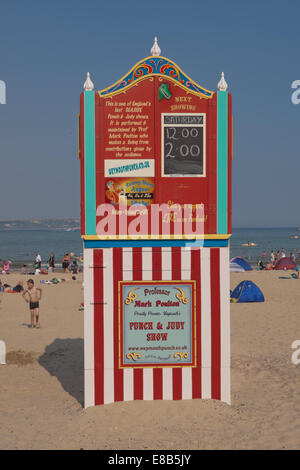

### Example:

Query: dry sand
xmin=0 ymin=270 xmax=299 ymax=450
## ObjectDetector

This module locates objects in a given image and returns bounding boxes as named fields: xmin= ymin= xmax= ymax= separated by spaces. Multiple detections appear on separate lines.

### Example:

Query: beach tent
xmin=230 ymin=256 xmax=253 ymax=271
xmin=231 ymin=280 xmax=264 ymax=303
xmin=230 ymin=261 xmax=245 ymax=273
xmin=274 ymin=257 xmax=296 ymax=270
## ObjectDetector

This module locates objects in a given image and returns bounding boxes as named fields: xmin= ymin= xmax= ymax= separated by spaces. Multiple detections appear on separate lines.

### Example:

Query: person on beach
xmin=270 ymin=250 xmax=275 ymax=265
xmin=280 ymin=248 xmax=286 ymax=258
xmin=62 ymin=253 xmax=70 ymax=273
xmin=2 ymin=280 xmax=24 ymax=293
xmin=290 ymin=252 xmax=296 ymax=263
xmin=70 ymin=259 xmax=78 ymax=274
xmin=35 ymin=252 xmax=42 ymax=269
xmin=258 ymin=260 xmax=265 ymax=270
xmin=3 ymin=260 xmax=10 ymax=273
xmin=275 ymin=251 xmax=280 ymax=263
xmin=293 ymin=268 xmax=300 ymax=279
xmin=22 ymin=279 xmax=42 ymax=328
xmin=48 ymin=252 xmax=55 ymax=272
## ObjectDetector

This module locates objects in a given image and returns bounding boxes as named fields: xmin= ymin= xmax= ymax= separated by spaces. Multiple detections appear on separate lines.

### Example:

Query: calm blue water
xmin=0 ymin=219 xmax=82 ymax=267
xmin=0 ymin=220 xmax=299 ymax=268
xmin=230 ymin=227 xmax=300 ymax=265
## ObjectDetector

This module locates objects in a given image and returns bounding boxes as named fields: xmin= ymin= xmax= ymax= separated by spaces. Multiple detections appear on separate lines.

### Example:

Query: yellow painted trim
xmin=98 ymin=56 xmax=214 ymax=100
xmin=82 ymin=234 xmax=231 ymax=240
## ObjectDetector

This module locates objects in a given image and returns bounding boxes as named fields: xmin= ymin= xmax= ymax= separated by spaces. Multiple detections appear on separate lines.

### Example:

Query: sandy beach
xmin=0 ymin=269 xmax=299 ymax=450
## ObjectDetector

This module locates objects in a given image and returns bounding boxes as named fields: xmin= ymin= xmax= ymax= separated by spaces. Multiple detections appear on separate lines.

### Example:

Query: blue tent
xmin=231 ymin=256 xmax=253 ymax=271
xmin=231 ymin=280 xmax=264 ymax=303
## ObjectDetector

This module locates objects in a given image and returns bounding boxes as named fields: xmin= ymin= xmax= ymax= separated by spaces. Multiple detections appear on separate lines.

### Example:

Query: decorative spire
xmin=83 ymin=72 xmax=94 ymax=91
xmin=150 ymin=36 xmax=161 ymax=57
xmin=217 ymin=72 xmax=228 ymax=91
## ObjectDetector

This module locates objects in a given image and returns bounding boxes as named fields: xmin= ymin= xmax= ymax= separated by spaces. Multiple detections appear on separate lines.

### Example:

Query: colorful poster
xmin=119 ymin=281 xmax=196 ymax=368
xmin=105 ymin=178 xmax=154 ymax=207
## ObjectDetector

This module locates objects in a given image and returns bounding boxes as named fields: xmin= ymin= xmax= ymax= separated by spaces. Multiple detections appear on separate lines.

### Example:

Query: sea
xmin=0 ymin=219 xmax=299 ymax=269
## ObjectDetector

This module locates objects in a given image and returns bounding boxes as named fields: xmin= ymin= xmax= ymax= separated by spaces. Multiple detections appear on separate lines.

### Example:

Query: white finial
xmin=84 ymin=72 xmax=94 ymax=91
xmin=217 ymin=72 xmax=228 ymax=91
xmin=150 ymin=36 xmax=161 ymax=57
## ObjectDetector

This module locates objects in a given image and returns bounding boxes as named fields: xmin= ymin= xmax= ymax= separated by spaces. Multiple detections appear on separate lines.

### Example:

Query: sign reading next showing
xmin=119 ymin=281 xmax=196 ymax=368
xmin=162 ymin=114 xmax=205 ymax=177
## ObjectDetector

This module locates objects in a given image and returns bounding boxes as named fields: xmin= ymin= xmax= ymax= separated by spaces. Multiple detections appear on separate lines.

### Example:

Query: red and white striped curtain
xmin=84 ymin=246 xmax=230 ymax=407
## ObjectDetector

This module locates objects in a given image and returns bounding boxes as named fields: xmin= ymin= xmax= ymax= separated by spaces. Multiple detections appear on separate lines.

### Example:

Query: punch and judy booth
xmin=79 ymin=38 xmax=232 ymax=408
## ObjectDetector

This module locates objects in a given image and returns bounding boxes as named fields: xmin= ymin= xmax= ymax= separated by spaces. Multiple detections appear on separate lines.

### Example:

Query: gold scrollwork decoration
xmin=125 ymin=288 xmax=139 ymax=305
xmin=175 ymin=287 xmax=189 ymax=304
xmin=174 ymin=352 xmax=189 ymax=360
xmin=126 ymin=352 xmax=142 ymax=361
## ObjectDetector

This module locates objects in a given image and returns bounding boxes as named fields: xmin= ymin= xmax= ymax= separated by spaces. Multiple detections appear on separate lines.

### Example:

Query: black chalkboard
xmin=163 ymin=115 xmax=204 ymax=176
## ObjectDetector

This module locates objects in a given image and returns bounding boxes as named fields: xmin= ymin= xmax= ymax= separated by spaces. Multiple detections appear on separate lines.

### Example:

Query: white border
xmin=84 ymin=248 xmax=95 ymax=408
xmin=161 ymin=113 xmax=206 ymax=178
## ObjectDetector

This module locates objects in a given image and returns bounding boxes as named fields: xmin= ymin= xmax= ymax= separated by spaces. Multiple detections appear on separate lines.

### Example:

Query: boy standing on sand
xmin=22 ymin=279 xmax=42 ymax=328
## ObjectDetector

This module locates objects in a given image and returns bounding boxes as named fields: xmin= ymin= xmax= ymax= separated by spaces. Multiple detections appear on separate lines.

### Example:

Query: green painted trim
xmin=217 ymin=91 xmax=228 ymax=234
xmin=84 ymin=91 xmax=96 ymax=235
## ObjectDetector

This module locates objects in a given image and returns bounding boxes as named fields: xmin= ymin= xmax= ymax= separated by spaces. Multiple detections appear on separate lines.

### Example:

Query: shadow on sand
xmin=38 ymin=338 xmax=84 ymax=407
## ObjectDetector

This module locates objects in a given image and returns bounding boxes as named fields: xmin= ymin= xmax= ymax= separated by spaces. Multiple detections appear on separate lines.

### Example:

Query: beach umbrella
xmin=274 ymin=257 xmax=296 ymax=270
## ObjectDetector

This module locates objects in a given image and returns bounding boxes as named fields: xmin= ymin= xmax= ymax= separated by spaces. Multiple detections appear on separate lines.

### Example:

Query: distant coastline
xmin=0 ymin=218 xmax=80 ymax=231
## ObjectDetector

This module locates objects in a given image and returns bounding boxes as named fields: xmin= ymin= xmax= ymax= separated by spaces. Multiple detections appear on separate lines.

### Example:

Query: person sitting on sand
xmin=22 ymin=279 xmax=42 ymax=328
xmin=3 ymin=260 xmax=10 ymax=274
xmin=258 ymin=260 xmax=265 ymax=270
xmin=70 ymin=259 xmax=78 ymax=274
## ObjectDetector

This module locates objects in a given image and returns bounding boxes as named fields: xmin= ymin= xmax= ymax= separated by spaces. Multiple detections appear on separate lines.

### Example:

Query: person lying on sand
xmin=22 ymin=279 xmax=42 ymax=328
xmin=0 ymin=280 xmax=24 ymax=293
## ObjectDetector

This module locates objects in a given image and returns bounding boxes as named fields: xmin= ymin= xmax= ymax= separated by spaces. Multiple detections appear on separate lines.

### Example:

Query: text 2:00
xmin=165 ymin=142 xmax=201 ymax=159
xmin=165 ymin=127 xmax=201 ymax=159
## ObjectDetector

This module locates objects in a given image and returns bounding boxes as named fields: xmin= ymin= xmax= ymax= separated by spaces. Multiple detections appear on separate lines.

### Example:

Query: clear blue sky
xmin=0 ymin=0 xmax=299 ymax=227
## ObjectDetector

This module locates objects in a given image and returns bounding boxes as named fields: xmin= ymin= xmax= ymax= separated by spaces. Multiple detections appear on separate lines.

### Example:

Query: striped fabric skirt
xmin=84 ymin=246 xmax=230 ymax=407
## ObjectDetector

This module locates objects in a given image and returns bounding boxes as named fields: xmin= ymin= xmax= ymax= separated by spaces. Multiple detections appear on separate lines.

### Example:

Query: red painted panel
xmin=91 ymin=76 xmax=222 ymax=238
xmin=191 ymin=248 xmax=202 ymax=399
xmin=94 ymin=249 xmax=104 ymax=405
xmin=113 ymin=248 xmax=124 ymax=402
xmin=155 ymin=77 xmax=216 ymax=236
xmin=132 ymin=248 xmax=144 ymax=400
xmin=171 ymin=247 xmax=182 ymax=400
xmin=152 ymin=247 xmax=163 ymax=400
